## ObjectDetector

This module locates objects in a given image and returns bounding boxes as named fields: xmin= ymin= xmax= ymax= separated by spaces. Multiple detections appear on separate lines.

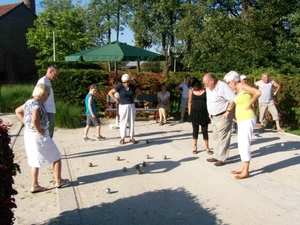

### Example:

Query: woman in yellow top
xmin=224 ymin=71 xmax=261 ymax=179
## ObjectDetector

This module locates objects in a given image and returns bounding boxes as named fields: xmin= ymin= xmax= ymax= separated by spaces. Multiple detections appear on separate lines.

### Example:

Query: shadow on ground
xmin=76 ymin=157 xmax=198 ymax=185
xmin=46 ymin=188 xmax=226 ymax=225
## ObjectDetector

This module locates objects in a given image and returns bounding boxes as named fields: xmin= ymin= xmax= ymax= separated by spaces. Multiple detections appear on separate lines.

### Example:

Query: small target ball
xmin=146 ymin=140 xmax=149 ymax=144
xmin=105 ymin=188 xmax=111 ymax=194
xmin=145 ymin=155 xmax=150 ymax=159
xmin=137 ymin=169 xmax=143 ymax=174
xmin=122 ymin=167 xmax=127 ymax=172
xmin=135 ymin=164 xmax=140 ymax=169
xmin=88 ymin=162 xmax=93 ymax=167
xmin=141 ymin=161 xmax=146 ymax=167
xmin=281 ymin=143 xmax=284 ymax=147
xmin=163 ymin=155 xmax=167 ymax=159
xmin=116 ymin=156 xmax=120 ymax=161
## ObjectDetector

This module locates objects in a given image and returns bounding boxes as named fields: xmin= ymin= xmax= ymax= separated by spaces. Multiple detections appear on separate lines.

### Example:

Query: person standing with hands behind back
xmin=203 ymin=73 xmax=235 ymax=166
xmin=37 ymin=65 xmax=59 ymax=138
xmin=176 ymin=75 xmax=191 ymax=122
xmin=15 ymin=84 xmax=69 ymax=193
xmin=83 ymin=84 xmax=105 ymax=141
xmin=108 ymin=74 xmax=140 ymax=145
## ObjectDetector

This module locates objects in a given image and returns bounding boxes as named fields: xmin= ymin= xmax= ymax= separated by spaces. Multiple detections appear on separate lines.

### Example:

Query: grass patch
xmin=283 ymin=126 xmax=300 ymax=136
xmin=55 ymin=101 xmax=84 ymax=128
xmin=0 ymin=84 xmax=34 ymax=112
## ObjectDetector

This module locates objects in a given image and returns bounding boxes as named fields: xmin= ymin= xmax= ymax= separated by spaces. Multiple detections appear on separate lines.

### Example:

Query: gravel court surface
xmin=2 ymin=113 xmax=300 ymax=225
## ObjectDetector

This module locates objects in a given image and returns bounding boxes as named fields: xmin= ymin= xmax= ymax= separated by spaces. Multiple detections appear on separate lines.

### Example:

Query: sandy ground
xmin=2 ymin=113 xmax=300 ymax=225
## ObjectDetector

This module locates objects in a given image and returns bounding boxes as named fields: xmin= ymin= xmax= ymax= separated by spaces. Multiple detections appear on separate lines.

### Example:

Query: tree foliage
xmin=27 ymin=0 xmax=300 ymax=74
xmin=26 ymin=3 xmax=88 ymax=66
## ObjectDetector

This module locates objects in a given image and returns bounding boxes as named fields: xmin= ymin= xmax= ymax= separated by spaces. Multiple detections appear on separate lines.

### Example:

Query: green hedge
xmin=38 ymin=69 xmax=107 ymax=111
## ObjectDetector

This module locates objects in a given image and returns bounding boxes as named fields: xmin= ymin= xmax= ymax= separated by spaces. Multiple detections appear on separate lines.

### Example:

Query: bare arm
xmin=15 ymin=105 xmax=24 ymax=123
xmin=108 ymin=88 xmax=120 ymax=104
xmin=31 ymin=109 xmax=45 ymax=136
xmin=242 ymin=83 xmax=261 ymax=110
xmin=188 ymin=89 xmax=193 ymax=115
xmin=88 ymin=96 xmax=95 ymax=118
xmin=175 ymin=85 xmax=182 ymax=94
xmin=272 ymin=80 xmax=281 ymax=95
xmin=157 ymin=93 xmax=161 ymax=108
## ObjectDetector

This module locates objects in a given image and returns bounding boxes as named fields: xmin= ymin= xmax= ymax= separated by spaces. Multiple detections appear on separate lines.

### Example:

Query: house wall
xmin=0 ymin=4 xmax=38 ymax=83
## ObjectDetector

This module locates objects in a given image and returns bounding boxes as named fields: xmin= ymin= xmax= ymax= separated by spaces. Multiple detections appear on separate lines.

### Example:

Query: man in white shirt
xmin=254 ymin=73 xmax=284 ymax=132
xmin=37 ymin=65 xmax=59 ymax=138
xmin=203 ymin=72 xmax=235 ymax=166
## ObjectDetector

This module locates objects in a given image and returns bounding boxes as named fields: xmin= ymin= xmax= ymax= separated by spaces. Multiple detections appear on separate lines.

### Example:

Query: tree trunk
xmin=242 ymin=0 xmax=250 ymax=20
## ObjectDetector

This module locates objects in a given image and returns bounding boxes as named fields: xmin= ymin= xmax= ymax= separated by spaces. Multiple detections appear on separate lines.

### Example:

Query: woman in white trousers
xmin=224 ymin=71 xmax=261 ymax=179
xmin=108 ymin=74 xmax=140 ymax=144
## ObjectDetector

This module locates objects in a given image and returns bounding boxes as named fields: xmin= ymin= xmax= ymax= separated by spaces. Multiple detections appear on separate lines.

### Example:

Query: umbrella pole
xmin=115 ymin=62 xmax=119 ymax=125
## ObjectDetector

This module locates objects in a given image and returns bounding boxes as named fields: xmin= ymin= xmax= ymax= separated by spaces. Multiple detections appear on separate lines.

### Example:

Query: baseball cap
xmin=240 ymin=75 xmax=247 ymax=80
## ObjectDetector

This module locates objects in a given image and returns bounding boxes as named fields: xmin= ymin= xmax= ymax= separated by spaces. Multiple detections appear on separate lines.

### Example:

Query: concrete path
xmin=1 ymin=113 xmax=300 ymax=225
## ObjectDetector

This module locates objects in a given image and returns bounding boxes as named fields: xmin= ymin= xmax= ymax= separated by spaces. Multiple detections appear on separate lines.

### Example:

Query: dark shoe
xmin=206 ymin=158 xmax=218 ymax=163
xmin=214 ymin=161 xmax=226 ymax=166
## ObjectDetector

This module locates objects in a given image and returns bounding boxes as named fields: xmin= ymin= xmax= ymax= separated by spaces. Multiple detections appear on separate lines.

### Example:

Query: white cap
xmin=240 ymin=75 xmax=247 ymax=80
xmin=121 ymin=74 xmax=131 ymax=82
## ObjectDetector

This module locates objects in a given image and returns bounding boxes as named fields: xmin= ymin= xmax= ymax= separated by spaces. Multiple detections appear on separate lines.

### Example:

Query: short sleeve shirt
xmin=157 ymin=91 xmax=170 ymax=102
xmin=37 ymin=76 xmax=56 ymax=113
xmin=23 ymin=99 xmax=49 ymax=131
xmin=206 ymin=80 xmax=235 ymax=115
xmin=115 ymin=84 xmax=137 ymax=105
xmin=179 ymin=82 xmax=190 ymax=98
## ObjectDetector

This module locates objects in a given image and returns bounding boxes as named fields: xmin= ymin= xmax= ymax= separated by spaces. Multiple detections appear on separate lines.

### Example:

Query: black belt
xmin=212 ymin=111 xmax=226 ymax=117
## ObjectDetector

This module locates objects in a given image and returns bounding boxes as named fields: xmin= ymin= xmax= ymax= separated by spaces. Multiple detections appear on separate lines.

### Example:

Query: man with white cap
xmin=108 ymin=74 xmax=140 ymax=144
xmin=240 ymin=75 xmax=247 ymax=84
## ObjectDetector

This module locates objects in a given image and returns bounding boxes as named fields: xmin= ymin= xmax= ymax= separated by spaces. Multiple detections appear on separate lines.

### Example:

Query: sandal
xmin=30 ymin=186 xmax=48 ymax=193
xmin=159 ymin=122 xmax=163 ymax=126
xmin=119 ymin=138 xmax=125 ymax=144
xmin=55 ymin=179 xmax=70 ymax=188
xmin=129 ymin=138 xmax=137 ymax=144
xmin=206 ymin=147 xmax=213 ymax=155
xmin=192 ymin=144 xmax=198 ymax=154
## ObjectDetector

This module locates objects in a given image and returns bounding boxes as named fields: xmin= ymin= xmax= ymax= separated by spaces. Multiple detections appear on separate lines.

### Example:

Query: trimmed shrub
xmin=55 ymin=101 xmax=84 ymax=128
xmin=0 ymin=119 xmax=21 ymax=225
xmin=0 ymin=84 xmax=34 ymax=113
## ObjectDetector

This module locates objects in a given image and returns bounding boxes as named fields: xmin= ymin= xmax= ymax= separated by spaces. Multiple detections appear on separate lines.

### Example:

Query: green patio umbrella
xmin=65 ymin=41 xmax=165 ymax=62
xmin=65 ymin=41 xmax=165 ymax=126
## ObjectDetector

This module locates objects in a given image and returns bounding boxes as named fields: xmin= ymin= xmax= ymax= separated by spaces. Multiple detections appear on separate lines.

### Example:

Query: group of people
xmin=15 ymin=66 xmax=284 ymax=193
xmin=191 ymin=72 xmax=283 ymax=179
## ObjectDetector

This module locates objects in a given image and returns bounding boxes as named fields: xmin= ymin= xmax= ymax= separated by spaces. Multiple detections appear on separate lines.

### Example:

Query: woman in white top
xmin=157 ymin=84 xmax=170 ymax=125
xmin=15 ymin=84 xmax=69 ymax=193
xmin=176 ymin=75 xmax=191 ymax=122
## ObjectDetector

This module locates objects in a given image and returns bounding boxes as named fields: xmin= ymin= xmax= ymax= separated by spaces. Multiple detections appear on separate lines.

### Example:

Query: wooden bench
xmin=105 ymin=94 xmax=159 ymax=122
